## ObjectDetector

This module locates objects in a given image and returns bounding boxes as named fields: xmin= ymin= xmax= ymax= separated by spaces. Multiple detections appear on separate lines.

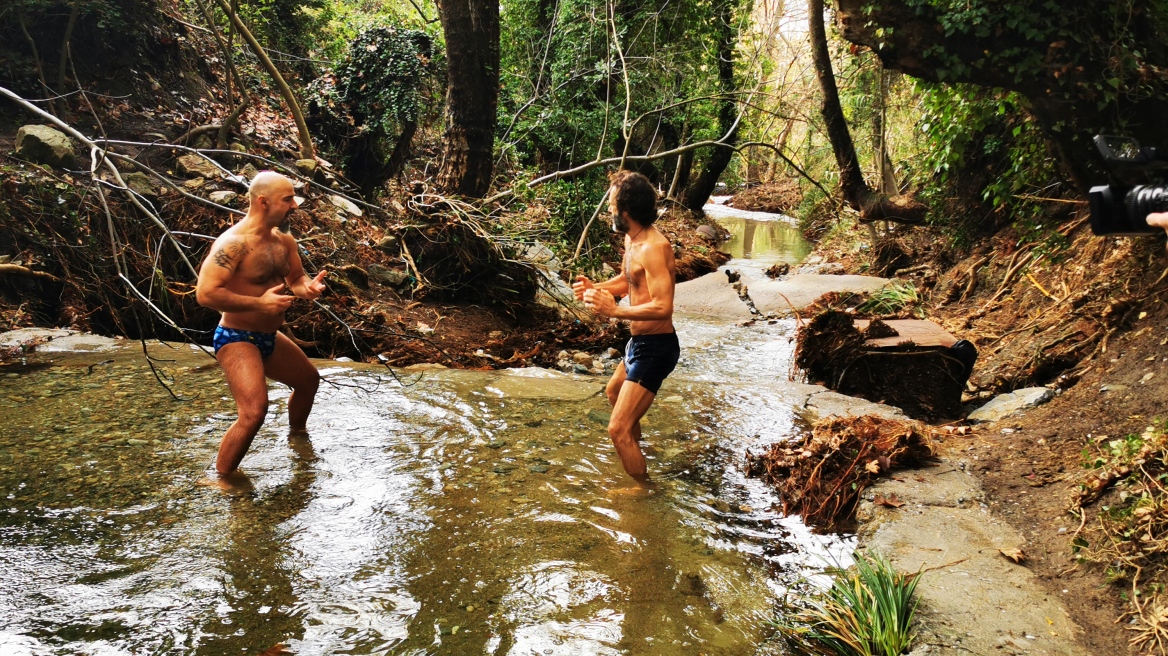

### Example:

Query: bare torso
xmin=623 ymin=227 xmax=676 ymax=335
xmin=208 ymin=226 xmax=292 ymax=332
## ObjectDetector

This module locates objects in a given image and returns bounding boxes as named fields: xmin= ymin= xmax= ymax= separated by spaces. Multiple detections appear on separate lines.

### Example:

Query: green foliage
xmin=307 ymin=26 xmax=432 ymax=142
xmin=910 ymin=82 xmax=1061 ymax=245
xmin=776 ymin=551 xmax=919 ymax=656
xmin=857 ymin=280 xmax=920 ymax=317
xmin=496 ymin=0 xmax=748 ymax=232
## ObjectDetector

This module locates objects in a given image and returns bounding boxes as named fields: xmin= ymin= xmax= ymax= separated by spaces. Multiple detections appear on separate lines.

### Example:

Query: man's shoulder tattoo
xmin=212 ymin=240 xmax=250 ymax=270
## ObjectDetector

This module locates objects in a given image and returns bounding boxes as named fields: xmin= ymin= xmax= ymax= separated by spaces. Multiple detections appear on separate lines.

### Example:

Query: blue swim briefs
xmin=623 ymin=332 xmax=680 ymax=395
xmin=213 ymin=325 xmax=277 ymax=358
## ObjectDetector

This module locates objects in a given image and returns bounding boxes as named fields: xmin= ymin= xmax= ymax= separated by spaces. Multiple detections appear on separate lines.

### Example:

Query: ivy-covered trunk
xmin=436 ymin=0 xmax=500 ymax=198
xmin=833 ymin=0 xmax=1168 ymax=191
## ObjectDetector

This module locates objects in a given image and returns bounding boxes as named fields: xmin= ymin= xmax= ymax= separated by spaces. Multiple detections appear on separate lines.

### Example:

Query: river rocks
xmin=15 ymin=125 xmax=75 ymax=168
xmin=555 ymin=348 xmax=621 ymax=375
xmin=697 ymin=224 xmax=719 ymax=241
xmin=966 ymin=387 xmax=1055 ymax=423
xmin=176 ymin=153 xmax=221 ymax=179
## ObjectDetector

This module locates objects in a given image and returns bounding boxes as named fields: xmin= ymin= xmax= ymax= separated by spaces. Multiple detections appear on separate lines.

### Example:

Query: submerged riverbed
xmin=0 ymin=206 xmax=846 ymax=655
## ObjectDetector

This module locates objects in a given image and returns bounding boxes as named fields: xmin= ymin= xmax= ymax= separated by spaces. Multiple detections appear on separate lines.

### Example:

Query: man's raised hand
xmin=302 ymin=270 xmax=327 ymax=301
xmin=583 ymin=287 xmax=617 ymax=317
xmin=260 ymin=282 xmax=294 ymax=315
xmin=572 ymin=275 xmax=594 ymax=302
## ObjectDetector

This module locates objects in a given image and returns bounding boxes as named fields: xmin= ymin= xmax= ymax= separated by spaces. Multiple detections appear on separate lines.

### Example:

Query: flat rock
xmin=295 ymin=159 xmax=317 ymax=175
xmin=329 ymin=195 xmax=363 ymax=216
xmin=748 ymin=273 xmax=890 ymax=315
xmin=802 ymin=390 xmax=907 ymax=422
xmin=208 ymin=190 xmax=238 ymax=204
xmin=674 ymin=271 xmax=753 ymax=320
xmin=15 ymin=125 xmax=75 ymax=168
xmin=176 ymin=153 xmax=221 ymax=179
xmin=0 ymin=328 xmax=125 ymax=353
xmin=967 ymin=387 xmax=1055 ymax=423
xmin=122 ymin=172 xmax=158 ymax=200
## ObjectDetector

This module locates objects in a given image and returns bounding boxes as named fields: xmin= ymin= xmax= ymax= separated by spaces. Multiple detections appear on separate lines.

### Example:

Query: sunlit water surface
xmin=0 ymin=205 xmax=846 ymax=655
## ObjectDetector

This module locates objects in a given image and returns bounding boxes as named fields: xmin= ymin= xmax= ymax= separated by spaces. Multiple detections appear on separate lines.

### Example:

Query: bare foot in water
xmin=287 ymin=429 xmax=316 ymax=462
xmin=198 ymin=469 xmax=254 ymax=493
xmin=606 ymin=481 xmax=656 ymax=497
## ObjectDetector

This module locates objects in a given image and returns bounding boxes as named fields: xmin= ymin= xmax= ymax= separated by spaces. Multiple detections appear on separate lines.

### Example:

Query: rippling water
xmin=0 ymin=205 xmax=850 ymax=655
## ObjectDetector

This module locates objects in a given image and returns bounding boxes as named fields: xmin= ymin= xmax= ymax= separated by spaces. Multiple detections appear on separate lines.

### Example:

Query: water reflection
xmin=0 ymin=294 xmax=851 ymax=654
xmin=716 ymin=217 xmax=811 ymax=267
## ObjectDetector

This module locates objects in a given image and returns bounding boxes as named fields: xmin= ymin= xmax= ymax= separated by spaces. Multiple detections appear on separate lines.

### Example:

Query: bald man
xmin=196 ymin=171 xmax=327 ymax=476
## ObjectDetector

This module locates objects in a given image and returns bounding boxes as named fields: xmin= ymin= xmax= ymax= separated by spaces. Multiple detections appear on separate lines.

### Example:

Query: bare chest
xmin=238 ymin=238 xmax=290 ymax=285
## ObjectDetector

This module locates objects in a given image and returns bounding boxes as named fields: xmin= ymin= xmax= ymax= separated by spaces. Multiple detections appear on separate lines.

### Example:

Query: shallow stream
xmin=0 ymin=205 xmax=847 ymax=655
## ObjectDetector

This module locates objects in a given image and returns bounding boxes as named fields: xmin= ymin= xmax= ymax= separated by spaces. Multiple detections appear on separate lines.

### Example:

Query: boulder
xmin=966 ymin=387 xmax=1055 ymax=423
xmin=375 ymin=235 xmax=399 ymax=251
xmin=15 ymin=125 xmax=75 ymax=168
xmin=176 ymin=153 xmax=221 ymax=179
xmin=240 ymin=163 xmax=260 ymax=180
xmin=367 ymin=263 xmax=409 ymax=287
xmin=122 ymin=172 xmax=158 ymax=201
xmin=697 ymin=224 xmax=719 ymax=240
xmin=295 ymin=159 xmax=317 ymax=175
xmin=208 ymin=190 xmax=238 ymax=204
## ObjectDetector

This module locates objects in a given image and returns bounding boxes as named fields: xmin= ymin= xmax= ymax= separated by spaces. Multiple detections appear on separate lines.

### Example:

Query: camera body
xmin=1089 ymin=135 xmax=1168 ymax=236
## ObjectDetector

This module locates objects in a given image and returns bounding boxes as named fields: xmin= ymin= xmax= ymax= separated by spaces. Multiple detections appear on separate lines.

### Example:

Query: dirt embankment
xmin=795 ymin=213 xmax=1168 ymax=654
xmin=0 ymin=0 xmax=736 ymax=370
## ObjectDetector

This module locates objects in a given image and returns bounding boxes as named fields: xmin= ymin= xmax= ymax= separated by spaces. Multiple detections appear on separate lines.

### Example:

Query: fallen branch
xmin=0 ymin=263 xmax=61 ymax=282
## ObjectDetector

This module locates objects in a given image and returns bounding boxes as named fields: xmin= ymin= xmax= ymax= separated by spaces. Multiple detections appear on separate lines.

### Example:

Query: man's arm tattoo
xmin=212 ymin=242 xmax=249 ymax=270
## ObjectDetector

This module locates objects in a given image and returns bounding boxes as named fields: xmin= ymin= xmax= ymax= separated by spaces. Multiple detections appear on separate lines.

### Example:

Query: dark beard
xmin=612 ymin=212 xmax=631 ymax=233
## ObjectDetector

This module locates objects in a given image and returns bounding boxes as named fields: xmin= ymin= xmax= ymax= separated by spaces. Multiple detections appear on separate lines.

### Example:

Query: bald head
xmin=246 ymin=171 xmax=299 ymax=224
xmin=249 ymin=171 xmax=294 ymax=202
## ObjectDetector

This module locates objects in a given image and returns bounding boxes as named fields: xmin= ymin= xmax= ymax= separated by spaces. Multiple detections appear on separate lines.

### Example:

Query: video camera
xmin=1089 ymin=135 xmax=1168 ymax=236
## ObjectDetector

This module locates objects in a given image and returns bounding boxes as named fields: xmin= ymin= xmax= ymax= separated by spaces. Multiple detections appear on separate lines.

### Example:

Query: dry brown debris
xmin=745 ymin=415 xmax=934 ymax=529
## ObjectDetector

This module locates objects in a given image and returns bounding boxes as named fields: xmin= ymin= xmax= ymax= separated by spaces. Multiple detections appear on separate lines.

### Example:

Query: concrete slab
xmin=748 ymin=274 xmax=890 ymax=315
xmin=674 ymin=270 xmax=753 ymax=320
xmin=0 ymin=328 xmax=126 ymax=352
xmin=858 ymin=463 xmax=1085 ymax=656
xmin=802 ymin=390 xmax=908 ymax=422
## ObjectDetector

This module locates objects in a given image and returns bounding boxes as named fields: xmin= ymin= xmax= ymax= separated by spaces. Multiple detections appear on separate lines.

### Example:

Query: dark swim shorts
xmin=623 ymin=332 xmax=680 ymax=395
xmin=213 ymin=325 xmax=277 ymax=358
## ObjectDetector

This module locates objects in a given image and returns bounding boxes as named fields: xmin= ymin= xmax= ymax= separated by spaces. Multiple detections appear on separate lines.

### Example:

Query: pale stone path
xmin=674 ymin=261 xmax=1088 ymax=656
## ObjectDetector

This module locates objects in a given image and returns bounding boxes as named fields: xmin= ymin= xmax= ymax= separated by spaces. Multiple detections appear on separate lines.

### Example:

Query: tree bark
xmin=809 ymin=0 xmax=925 ymax=224
xmin=212 ymin=0 xmax=313 ymax=159
xmin=683 ymin=0 xmax=738 ymax=211
xmin=436 ymin=0 xmax=500 ymax=198
xmin=832 ymin=0 xmax=1168 ymax=191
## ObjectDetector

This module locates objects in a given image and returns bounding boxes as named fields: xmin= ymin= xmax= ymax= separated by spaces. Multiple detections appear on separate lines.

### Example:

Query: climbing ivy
xmin=308 ymin=26 xmax=432 ymax=139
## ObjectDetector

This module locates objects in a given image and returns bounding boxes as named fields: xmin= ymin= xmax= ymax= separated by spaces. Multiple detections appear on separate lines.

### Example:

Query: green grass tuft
xmin=857 ymin=280 xmax=920 ymax=317
xmin=776 ymin=551 xmax=919 ymax=656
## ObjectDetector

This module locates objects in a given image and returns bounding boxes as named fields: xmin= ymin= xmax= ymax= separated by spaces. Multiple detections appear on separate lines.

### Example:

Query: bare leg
xmin=264 ymin=332 xmax=320 ymax=433
xmin=605 ymin=362 xmax=642 ymax=444
xmin=608 ymin=378 xmax=658 ymax=484
xmin=216 ymin=342 xmax=269 ymax=475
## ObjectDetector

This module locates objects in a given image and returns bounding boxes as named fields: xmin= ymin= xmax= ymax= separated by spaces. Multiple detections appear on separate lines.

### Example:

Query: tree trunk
xmin=683 ymin=0 xmax=738 ymax=211
xmin=436 ymin=0 xmax=500 ymax=198
xmin=833 ymin=0 xmax=1168 ymax=192
xmin=809 ymin=0 xmax=925 ymax=224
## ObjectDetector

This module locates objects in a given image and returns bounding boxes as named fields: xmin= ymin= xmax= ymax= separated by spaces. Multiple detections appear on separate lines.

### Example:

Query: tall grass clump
xmin=857 ymin=280 xmax=920 ymax=317
xmin=776 ymin=551 xmax=919 ymax=656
